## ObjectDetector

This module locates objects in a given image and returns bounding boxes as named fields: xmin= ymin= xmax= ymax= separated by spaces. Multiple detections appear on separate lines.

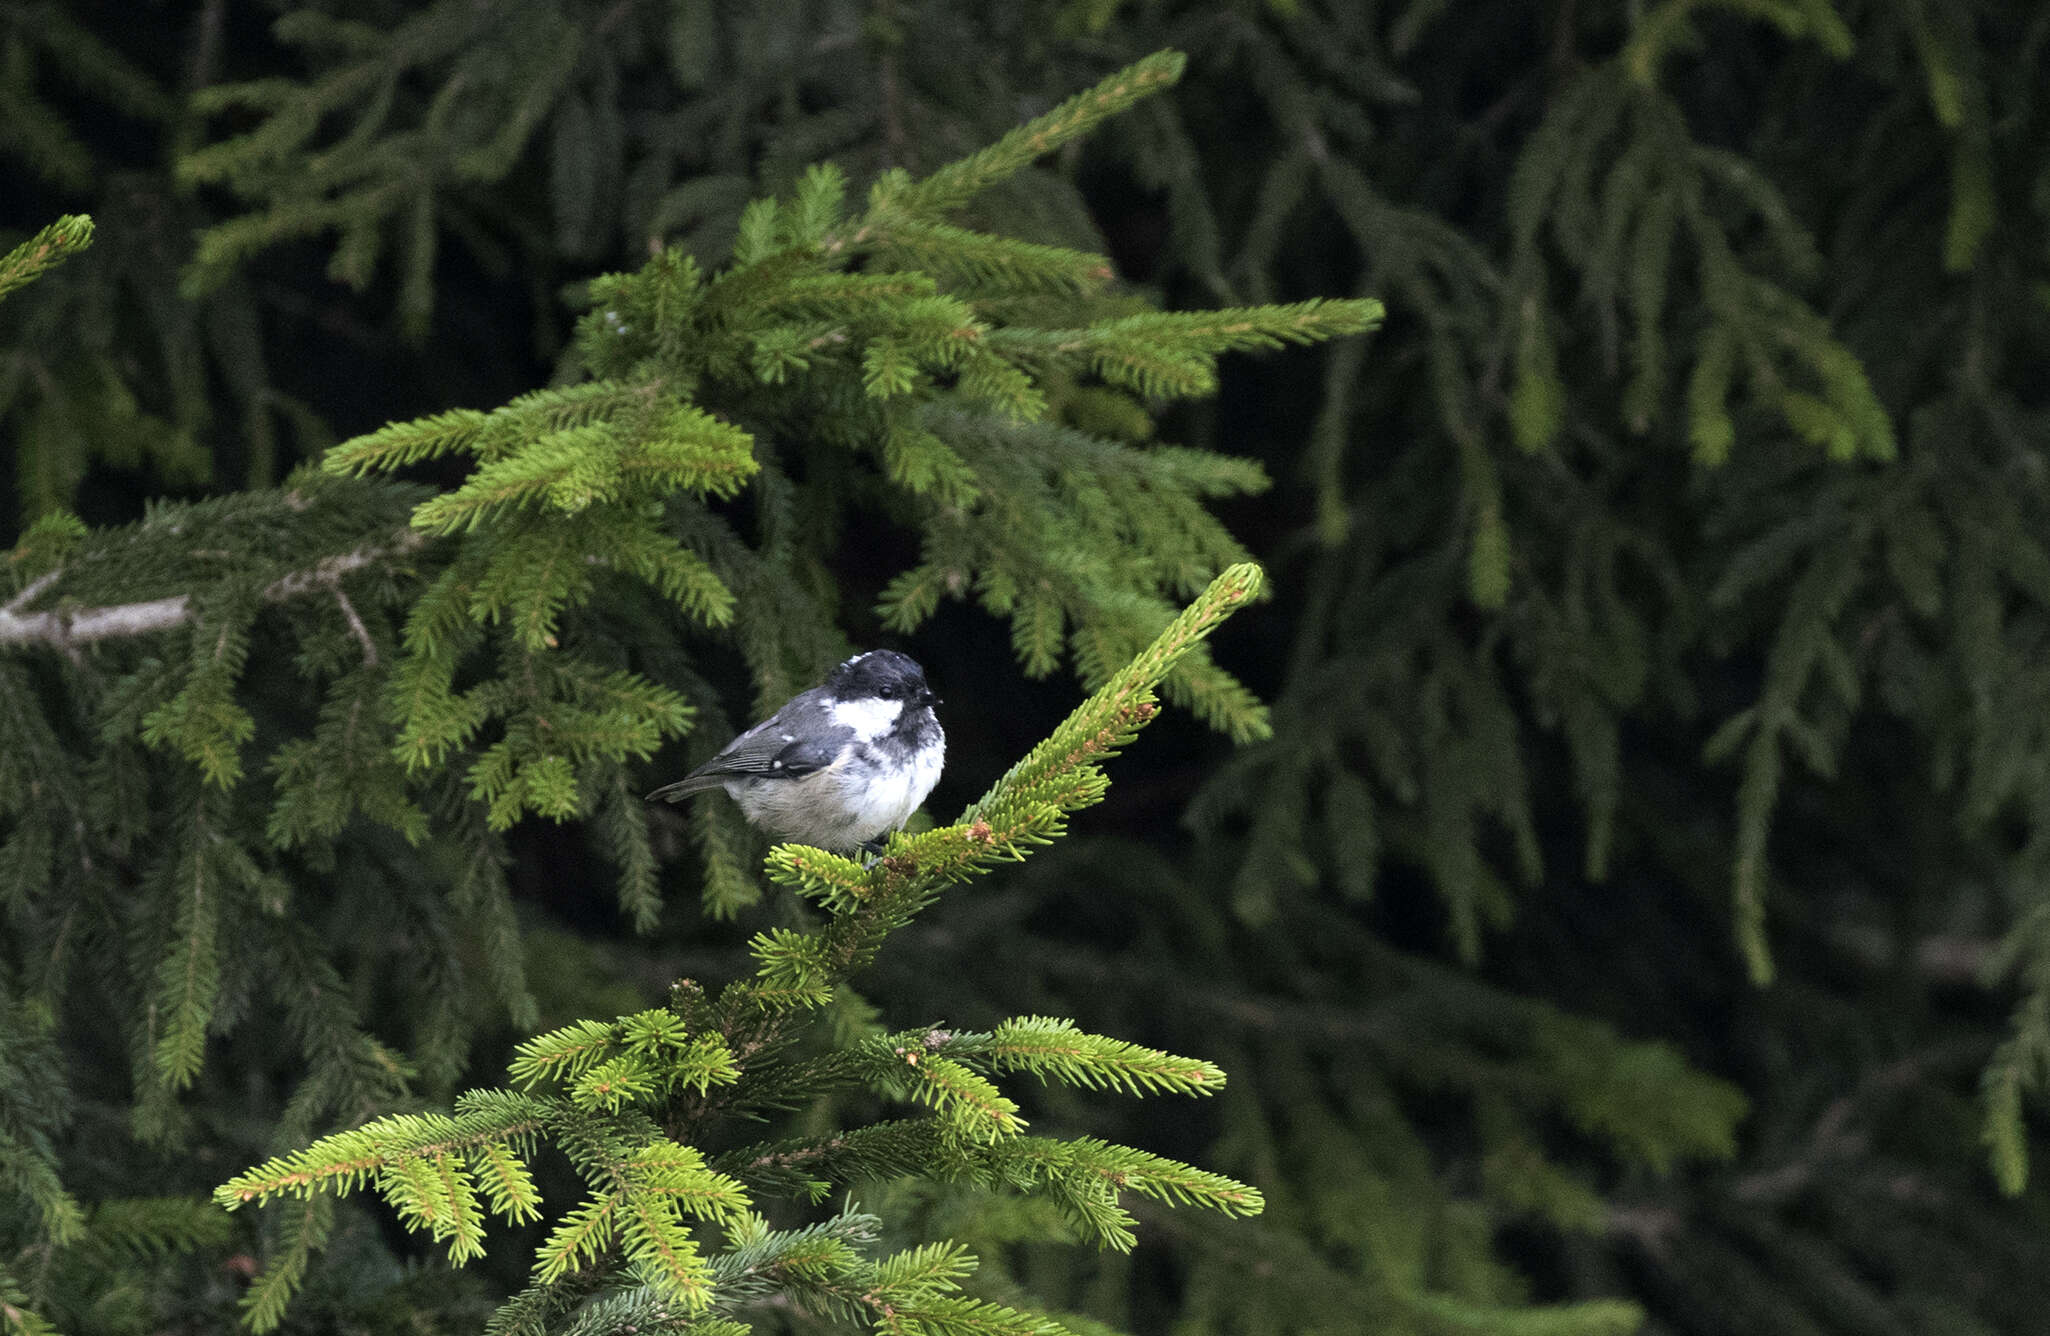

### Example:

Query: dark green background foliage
xmin=4 ymin=2 xmax=2050 ymax=1333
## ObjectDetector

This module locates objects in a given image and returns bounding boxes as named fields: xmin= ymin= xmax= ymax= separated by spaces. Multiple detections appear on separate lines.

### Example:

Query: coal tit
xmin=646 ymin=650 xmax=944 ymax=853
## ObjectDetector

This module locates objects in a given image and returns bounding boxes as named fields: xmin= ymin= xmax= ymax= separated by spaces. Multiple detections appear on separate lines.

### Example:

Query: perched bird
xmin=646 ymin=650 xmax=944 ymax=853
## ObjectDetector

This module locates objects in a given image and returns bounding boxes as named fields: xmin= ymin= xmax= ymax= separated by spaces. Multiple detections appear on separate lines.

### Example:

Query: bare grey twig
xmin=0 ymin=530 xmax=425 ymax=654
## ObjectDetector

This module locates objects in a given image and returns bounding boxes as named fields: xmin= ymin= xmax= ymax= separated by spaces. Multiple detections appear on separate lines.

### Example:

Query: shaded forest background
xmin=5 ymin=1 xmax=2050 ymax=1333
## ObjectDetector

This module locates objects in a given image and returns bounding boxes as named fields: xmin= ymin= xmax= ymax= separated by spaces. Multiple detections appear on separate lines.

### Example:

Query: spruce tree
xmin=7 ymin=4 xmax=2050 ymax=1335
xmin=1 ymin=55 xmax=1387 ymax=1332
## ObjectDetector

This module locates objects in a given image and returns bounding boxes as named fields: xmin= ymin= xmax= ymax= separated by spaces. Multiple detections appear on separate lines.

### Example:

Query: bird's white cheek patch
xmin=829 ymin=696 xmax=902 ymax=741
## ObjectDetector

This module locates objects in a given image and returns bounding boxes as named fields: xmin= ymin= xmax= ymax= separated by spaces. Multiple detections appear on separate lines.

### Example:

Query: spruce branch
xmin=0 ymin=530 xmax=426 ymax=653
xmin=734 ymin=563 xmax=1265 ymax=1012
xmin=210 ymin=567 xmax=1266 ymax=1329
xmin=974 ymin=1017 xmax=1228 ymax=1098
xmin=0 ymin=1268 xmax=60 ymax=1336
xmin=880 ymin=50 xmax=1188 ymax=217
xmin=0 ymin=215 xmax=94 ymax=305
xmin=966 ymin=562 xmax=1265 ymax=820
xmin=214 ymin=1094 xmax=550 ymax=1209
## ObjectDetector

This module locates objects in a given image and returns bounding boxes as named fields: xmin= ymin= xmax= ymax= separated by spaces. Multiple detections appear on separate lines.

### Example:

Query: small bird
xmin=646 ymin=650 xmax=944 ymax=854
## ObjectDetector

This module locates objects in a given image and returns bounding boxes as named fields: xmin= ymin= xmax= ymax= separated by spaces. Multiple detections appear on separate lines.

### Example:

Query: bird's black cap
xmin=826 ymin=650 xmax=932 ymax=703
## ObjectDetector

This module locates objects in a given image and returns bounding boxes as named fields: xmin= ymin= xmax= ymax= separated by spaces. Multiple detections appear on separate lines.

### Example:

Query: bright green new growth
xmin=0 ymin=216 xmax=94 ymax=306
xmin=216 ymin=566 xmax=1267 ymax=1332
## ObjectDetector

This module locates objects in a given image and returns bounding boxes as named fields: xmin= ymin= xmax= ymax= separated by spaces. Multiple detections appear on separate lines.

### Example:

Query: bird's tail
xmin=644 ymin=774 xmax=728 ymax=803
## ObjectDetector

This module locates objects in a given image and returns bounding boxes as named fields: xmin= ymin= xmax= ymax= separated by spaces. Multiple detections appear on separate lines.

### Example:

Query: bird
xmin=646 ymin=650 xmax=944 ymax=854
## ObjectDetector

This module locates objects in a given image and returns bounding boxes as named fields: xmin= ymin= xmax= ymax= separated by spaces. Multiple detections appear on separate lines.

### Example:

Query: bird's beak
xmin=918 ymin=689 xmax=940 ymax=708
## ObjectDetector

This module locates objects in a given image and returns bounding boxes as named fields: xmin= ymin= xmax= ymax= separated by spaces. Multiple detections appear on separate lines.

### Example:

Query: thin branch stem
xmin=0 ymin=530 xmax=425 ymax=652
xmin=332 ymin=587 xmax=378 ymax=665
xmin=2 ymin=569 xmax=61 ymax=614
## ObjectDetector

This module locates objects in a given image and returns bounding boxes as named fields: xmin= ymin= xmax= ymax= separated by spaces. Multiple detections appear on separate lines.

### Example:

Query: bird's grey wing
xmin=646 ymin=696 xmax=848 ymax=802
xmin=696 ymin=723 xmax=849 ymax=779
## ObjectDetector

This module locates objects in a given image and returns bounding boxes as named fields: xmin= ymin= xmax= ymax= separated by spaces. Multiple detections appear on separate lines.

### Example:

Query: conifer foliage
xmin=0 ymin=51 xmax=1373 ymax=1335
xmin=10 ymin=3 xmax=2050 ymax=1334
xmin=213 ymin=565 xmax=1265 ymax=1331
